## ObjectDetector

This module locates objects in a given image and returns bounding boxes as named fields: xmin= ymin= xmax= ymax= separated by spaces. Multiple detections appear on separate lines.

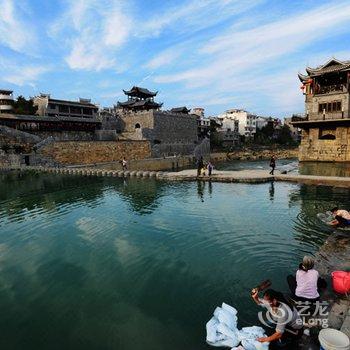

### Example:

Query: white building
xmin=256 ymin=116 xmax=269 ymax=129
xmin=191 ymin=107 xmax=205 ymax=118
xmin=215 ymin=112 xmax=240 ymax=146
xmin=197 ymin=117 xmax=211 ymax=139
xmin=218 ymin=109 xmax=257 ymax=137
xmin=0 ymin=89 xmax=14 ymax=114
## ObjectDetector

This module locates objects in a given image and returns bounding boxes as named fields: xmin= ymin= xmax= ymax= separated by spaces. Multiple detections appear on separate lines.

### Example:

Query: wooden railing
xmin=315 ymin=84 xmax=347 ymax=95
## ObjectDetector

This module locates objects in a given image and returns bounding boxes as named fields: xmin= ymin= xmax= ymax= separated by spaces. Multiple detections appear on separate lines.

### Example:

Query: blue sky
xmin=1 ymin=0 xmax=350 ymax=117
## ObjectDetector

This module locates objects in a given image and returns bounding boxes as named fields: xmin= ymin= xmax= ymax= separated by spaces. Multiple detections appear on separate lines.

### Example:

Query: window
xmin=318 ymin=101 xmax=342 ymax=113
xmin=135 ymin=123 xmax=141 ymax=129
xmin=319 ymin=134 xmax=336 ymax=140
xmin=83 ymin=108 xmax=92 ymax=115
xmin=59 ymin=105 xmax=69 ymax=113
xmin=70 ymin=106 xmax=82 ymax=114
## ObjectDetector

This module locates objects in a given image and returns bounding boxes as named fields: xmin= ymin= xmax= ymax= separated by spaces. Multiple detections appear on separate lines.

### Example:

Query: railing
xmin=315 ymin=84 xmax=347 ymax=95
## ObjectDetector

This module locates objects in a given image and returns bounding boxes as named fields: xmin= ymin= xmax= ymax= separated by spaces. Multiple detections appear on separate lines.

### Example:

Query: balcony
xmin=291 ymin=115 xmax=308 ymax=122
xmin=315 ymin=84 xmax=347 ymax=95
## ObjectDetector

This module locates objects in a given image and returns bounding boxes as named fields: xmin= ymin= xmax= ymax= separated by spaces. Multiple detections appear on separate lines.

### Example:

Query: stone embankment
xmin=225 ymin=147 xmax=299 ymax=161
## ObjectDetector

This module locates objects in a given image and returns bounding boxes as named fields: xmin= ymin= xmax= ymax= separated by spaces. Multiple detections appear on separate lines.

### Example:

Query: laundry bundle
xmin=206 ymin=303 xmax=269 ymax=350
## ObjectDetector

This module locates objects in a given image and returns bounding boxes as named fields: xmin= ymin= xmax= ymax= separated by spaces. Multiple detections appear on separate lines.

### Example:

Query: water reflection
xmin=269 ymin=181 xmax=275 ymax=201
xmin=0 ymin=172 xmax=166 ymax=220
xmin=299 ymin=161 xmax=350 ymax=177
xmin=115 ymin=177 xmax=164 ymax=214
xmin=197 ymin=181 xmax=205 ymax=202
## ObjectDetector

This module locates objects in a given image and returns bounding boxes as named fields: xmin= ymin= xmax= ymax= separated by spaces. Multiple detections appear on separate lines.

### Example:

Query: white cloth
xmin=206 ymin=303 xmax=269 ymax=350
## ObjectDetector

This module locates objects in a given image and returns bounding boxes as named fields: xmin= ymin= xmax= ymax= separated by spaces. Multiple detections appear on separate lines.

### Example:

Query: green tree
xmin=276 ymin=125 xmax=296 ymax=146
xmin=13 ymin=96 xmax=38 ymax=115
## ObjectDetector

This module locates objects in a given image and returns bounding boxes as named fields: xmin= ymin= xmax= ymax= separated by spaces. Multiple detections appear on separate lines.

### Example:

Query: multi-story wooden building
xmin=34 ymin=94 xmax=98 ymax=119
xmin=293 ymin=58 xmax=350 ymax=161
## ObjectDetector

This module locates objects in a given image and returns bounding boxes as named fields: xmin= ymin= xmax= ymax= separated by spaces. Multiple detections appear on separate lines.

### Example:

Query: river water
xmin=0 ymin=172 xmax=349 ymax=349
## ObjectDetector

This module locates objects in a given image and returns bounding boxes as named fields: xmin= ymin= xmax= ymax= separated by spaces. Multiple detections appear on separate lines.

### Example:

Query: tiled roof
xmin=170 ymin=107 xmax=190 ymax=113
xmin=49 ymin=98 xmax=98 ymax=107
xmin=305 ymin=59 xmax=350 ymax=76
xmin=123 ymin=86 xmax=157 ymax=97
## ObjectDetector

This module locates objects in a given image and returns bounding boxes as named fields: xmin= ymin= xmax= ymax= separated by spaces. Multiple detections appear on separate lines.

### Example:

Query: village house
xmin=293 ymin=58 xmax=350 ymax=161
xmin=33 ymin=93 xmax=99 ymax=119
xmin=0 ymin=90 xmax=14 ymax=114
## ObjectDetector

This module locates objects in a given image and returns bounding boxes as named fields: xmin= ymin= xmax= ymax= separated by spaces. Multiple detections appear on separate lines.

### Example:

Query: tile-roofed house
xmin=33 ymin=94 xmax=98 ymax=119
xmin=293 ymin=58 xmax=350 ymax=162
xmin=170 ymin=107 xmax=191 ymax=114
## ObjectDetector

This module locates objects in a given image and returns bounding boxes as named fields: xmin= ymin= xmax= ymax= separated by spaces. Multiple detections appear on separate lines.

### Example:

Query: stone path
xmin=2 ymin=166 xmax=350 ymax=188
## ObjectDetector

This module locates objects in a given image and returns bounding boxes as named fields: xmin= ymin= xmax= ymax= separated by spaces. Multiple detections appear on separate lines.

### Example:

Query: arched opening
xmin=319 ymin=134 xmax=336 ymax=140
xmin=135 ymin=123 xmax=141 ymax=129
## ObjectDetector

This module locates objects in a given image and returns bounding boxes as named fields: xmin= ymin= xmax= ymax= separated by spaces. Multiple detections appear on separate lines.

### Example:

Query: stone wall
xmin=299 ymin=126 xmax=350 ymax=161
xmin=40 ymin=140 xmax=151 ymax=165
xmin=119 ymin=110 xmax=198 ymax=156
xmin=120 ymin=111 xmax=155 ymax=133
xmin=306 ymin=93 xmax=350 ymax=120
xmin=226 ymin=147 xmax=299 ymax=161
xmin=0 ymin=153 xmax=21 ymax=167
xmin=31 ymin=130 xmax=95 ymax=141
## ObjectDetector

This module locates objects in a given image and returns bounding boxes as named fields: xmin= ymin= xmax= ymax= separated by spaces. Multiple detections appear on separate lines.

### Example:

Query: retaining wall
xmin=40 ymin=140 xmax=151 ymax=165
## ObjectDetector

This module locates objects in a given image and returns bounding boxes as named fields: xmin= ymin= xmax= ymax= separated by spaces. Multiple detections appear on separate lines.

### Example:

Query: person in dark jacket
xmin=269 ymin=155 xmax=276 ymax=175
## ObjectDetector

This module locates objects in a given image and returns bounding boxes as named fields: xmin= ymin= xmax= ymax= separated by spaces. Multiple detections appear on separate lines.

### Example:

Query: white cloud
xmin=150 ymin=1 xmax=350 ymax=115
xmin=145 ymin=48 xmax=183 ymax=70
xmin=0 ymin=0 xmax=36 ymax=53
xmin=138 ymin=0 xmax=262 ymax=37
xmin=0 ymin=57 xmax=50 ymax=86
xmin=50 ymin=0 xmax=132 ymax=71
xmin=154 ymin=1 xmax=350 ymax=87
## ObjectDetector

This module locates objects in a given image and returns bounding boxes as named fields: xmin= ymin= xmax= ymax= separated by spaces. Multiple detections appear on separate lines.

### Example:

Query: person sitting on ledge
xmin=287 ymin=256 xmax=326 ymax=303
xmin=251 ymin=288 xmax=303 ymax=348
xmin=329 ymin=207 xmax=350 ymax=227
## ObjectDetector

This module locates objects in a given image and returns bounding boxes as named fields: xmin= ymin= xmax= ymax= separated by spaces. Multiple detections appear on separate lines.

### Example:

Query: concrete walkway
xmin=164 ymin=169 xmax=350 ymax=187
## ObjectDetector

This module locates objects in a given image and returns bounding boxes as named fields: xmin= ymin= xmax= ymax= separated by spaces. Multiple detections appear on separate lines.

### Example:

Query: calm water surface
xmin=0 ymin=172 xmax=349 ymax=350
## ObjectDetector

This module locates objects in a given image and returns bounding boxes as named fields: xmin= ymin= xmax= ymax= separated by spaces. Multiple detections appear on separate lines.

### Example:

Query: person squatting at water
xmin=329 ymin=207 xmax=350 ymax=227
xmin=269 ymin=155 xmax=276 ymax=175
xmin=287 ymin=256 xmax=327 ymax=304
xmin=251 ymin=288 xmax=303 ymax=349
